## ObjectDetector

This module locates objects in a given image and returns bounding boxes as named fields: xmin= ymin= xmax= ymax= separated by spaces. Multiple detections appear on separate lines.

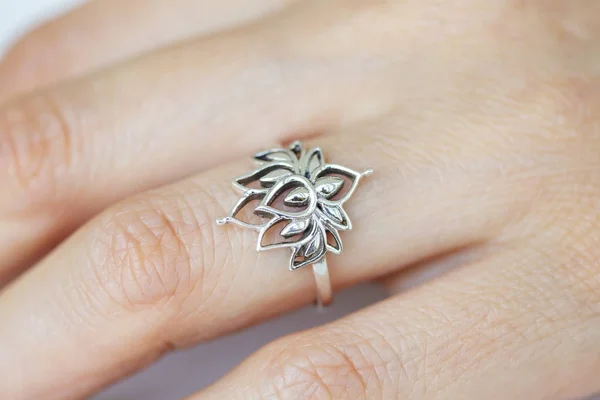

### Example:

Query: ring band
xmin=217 ymin=141 xmax=372 ymax=306
xmin=312 ymin=259 xmax=333 ymax=307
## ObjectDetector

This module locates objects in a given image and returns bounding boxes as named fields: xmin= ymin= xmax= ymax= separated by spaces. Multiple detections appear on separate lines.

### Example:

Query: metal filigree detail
xmin=217 ymin=141 xmax=373 ymax=271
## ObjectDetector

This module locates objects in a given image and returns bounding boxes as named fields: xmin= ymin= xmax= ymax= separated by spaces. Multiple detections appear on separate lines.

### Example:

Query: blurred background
xmin=0 ymin=2 xmax=386 ymax=398
xmin=0 ymin=0 xmax=83 ymax=56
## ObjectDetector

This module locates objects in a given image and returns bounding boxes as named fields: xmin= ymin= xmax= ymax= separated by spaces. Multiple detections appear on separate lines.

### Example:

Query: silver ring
xmin=216 ymin=141 xmax=372 ymax=307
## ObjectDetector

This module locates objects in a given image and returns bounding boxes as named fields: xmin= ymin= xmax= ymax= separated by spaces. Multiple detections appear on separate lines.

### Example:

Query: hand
xmin=1 ymin=1 xmax=599 ymax=399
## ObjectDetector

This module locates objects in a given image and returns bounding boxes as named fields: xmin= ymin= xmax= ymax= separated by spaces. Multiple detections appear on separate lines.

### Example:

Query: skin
xmin=0 ymin=0 xmax=599 ymax=399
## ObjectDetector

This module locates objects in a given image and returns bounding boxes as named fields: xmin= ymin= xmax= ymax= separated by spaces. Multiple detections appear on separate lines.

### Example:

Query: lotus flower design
xmin=217 ymin=141 xmax=372 ymax=270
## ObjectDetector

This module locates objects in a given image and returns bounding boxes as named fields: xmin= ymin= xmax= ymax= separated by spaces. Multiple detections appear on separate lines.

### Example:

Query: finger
xmin=0 ymin=2 xmax=391 ymax=283
xmin=0 ymin=0 xmax=297 ymax=102
xmin=192 ymin=226 xmax=600 ymax=399
xmin=0 ymin=130 xmax=529 ymax=399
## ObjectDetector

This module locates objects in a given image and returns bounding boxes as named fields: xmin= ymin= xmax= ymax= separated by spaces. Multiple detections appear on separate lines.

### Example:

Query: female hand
xmin=1 ymin=1 xmax=599 ymax=399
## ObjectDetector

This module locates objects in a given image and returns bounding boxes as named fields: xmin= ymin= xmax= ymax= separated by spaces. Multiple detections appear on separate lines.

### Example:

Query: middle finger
xmin=0 ymin=0 xmax=298 ymax=102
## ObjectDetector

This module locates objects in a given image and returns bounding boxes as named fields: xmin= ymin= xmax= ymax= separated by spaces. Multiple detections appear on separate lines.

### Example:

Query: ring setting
xmin=217 ymin=141 xmax=372 ymax=306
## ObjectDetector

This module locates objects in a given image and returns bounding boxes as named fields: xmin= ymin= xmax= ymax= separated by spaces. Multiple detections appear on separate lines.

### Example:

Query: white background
xmin=0 ymin=1 xmax=385 ymax=398
xmin=0 ymin=0 xmax=84 ymax=56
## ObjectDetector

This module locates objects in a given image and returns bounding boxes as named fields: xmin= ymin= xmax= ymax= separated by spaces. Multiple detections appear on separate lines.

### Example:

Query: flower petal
xmin=254 ymin=148 xmax=298 ymax=165
xmin=325 ymin=226 xmax=343 ymax=255
xmin=314 ymin=176 xmax=344 ymax=199
xmin=318 ymin=202 xmax=352 ymax=230
xmin=280 ymin=218 xmax=311 ymax=238
xmin=257 ymin=216 xmax=317 ymax=251
xmin=284 ymin=187 xmax=311 ymax=207
xmin=259 ymin=169 xmax=293 ymax=187
xmin=233 ymin=162 xmax=294 ymax=192
xmin=216 ymin=192 xmax=267 ymax=230
xmin=290 ymin=222 xmax=327 ymax=270
xmin=312 ymin=164 xmax=362 ymax=204
xmin=303 ymin=230 xmax=323 ymax=258
xmin=255 ymin=175 xmax=317 ymax=219
xmin=288 ymin=141 xmax=305 ymax=159
xmin=300 ymin=147 xmax=325 ymax=178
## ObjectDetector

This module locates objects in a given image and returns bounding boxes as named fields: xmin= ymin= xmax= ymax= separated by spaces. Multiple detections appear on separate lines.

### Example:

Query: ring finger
xmin=0 ymin=128 xmax=525 ymax=399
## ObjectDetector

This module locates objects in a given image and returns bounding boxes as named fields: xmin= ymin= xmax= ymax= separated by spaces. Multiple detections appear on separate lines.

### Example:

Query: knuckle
xmin=509 ymin=77 xmax=600 ymax=146
xmin=257 ymin=332 xmax=393 ymax=400
xmin=0 ymin=94 xmax=77 ymax=210
xmin=81 ymin=180 xmax=248 ymax=316
xmin=505 ymin=77 xmax=600 ymax=172
xmin=84 ymin=195 xmax=199 ymax=312
xmin=540 ymin=78 xmax=600 ymax=138
xmin=498 ymin=1 xmax=600 ymax=45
